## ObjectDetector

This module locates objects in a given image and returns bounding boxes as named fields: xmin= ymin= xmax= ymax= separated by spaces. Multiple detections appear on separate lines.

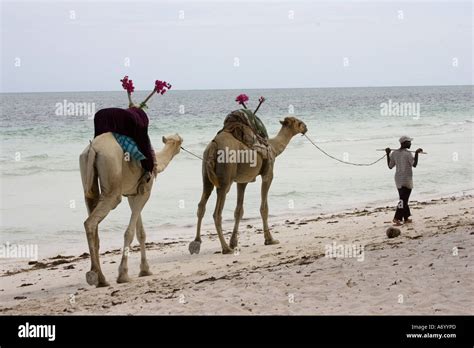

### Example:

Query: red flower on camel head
xmin=120 ymin=75 xmax=172 ymax=109
xmin=120 ymin=76 xmax=135 ymax=94
xmin=155 ymin=80 xmax=172 ymax=95
xmin=235 ymin=94 xmax=266 ymax=115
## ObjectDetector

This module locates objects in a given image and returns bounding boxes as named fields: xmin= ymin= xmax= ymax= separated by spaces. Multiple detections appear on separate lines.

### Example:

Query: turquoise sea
xmin=1 ymin=85 xmax=472 ymax=258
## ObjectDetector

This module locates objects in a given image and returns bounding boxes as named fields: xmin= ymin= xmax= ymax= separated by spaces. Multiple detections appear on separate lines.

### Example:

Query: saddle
xmin=112 ymin=133 xmax=154 ymax=196
xmin=219 ymin=109 xmax=274 ymax=161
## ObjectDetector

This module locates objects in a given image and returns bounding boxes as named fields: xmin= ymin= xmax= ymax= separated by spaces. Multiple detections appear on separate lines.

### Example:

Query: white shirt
xmin=389 ymin=149 xmax=414 ymax=189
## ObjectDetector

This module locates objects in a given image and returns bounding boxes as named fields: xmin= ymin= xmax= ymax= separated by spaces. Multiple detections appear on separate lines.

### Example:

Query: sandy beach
xmin=0 ymin=194 xmax=472 ymax=315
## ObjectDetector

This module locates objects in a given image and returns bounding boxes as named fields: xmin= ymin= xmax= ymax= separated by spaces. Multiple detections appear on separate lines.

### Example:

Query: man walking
xmin=386 ymin=136 xmax=423 ymax=226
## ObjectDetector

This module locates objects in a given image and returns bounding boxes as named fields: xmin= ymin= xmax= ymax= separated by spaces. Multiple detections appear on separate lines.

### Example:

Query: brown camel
xmin=79 ymin=132 xmax=182 ymax=287
xmin=189 ymin=116 xmax=307 ymax=255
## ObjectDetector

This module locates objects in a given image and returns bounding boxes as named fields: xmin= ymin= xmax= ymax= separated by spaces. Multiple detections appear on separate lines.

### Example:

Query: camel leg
xmin=136 ymin=214 xmax=152 ymax=277
xmin=85 ymin=196 xmax=99 ymax=216
xmin=84 ymin=181 xmax=102 ymax=281
xmin=213 ymin=184 xmax=233 ymax=254
xmin=86 ymin=197 xmax=102 ymax=264
xmin=82 ymin=148 xmax=124 ymax=287
xmin=129 ymin=192 xmax=152 ymax=277
xmin=230 ymin=183 xmax=247 ymax=249
xmin=117 ymin=193 xmax=149 ymax=283
xmin=189 ymin=174 xmax=214 ymax=255
xmin=260 ymin=177 xmax=279 ymax=245
xmin=84 ymin=193 xmax=121 ymax=287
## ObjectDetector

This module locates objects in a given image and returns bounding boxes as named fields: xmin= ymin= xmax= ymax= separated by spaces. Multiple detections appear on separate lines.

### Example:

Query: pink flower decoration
xmin=120 ymin=76 xmax=134 ymax=93
xmin=120 ymin=76 xmax=129 ymax=88
xmin=235 ymin=94 xmax=249 ymax=105
xmin=155 ymin=80 xmax=172 ymax=95
xmin=126 ymin=80 xmax=135 ymax=93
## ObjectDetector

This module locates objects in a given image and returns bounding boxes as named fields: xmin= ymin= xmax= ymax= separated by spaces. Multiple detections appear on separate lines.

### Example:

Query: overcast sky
xmin=1 ymin=0 xmax=472 ymax=93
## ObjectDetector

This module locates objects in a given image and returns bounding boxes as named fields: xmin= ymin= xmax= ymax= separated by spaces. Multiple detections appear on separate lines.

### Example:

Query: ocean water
xmin=1 ymin=86 xmax=473 ymax=258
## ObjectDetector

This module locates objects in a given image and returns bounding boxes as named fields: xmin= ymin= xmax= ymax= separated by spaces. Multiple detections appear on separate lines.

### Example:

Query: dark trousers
xmin=394 ymin=186 xmax=412 ymax=221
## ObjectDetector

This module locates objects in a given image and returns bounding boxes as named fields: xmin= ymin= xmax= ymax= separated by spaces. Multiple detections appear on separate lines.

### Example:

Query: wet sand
xmin=0 ymin=194 xmax=472 ymax=315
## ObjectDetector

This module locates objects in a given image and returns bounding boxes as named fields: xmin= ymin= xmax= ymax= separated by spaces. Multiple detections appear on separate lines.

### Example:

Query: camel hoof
xmin=86 ymin=271 xmax=98 ymax=286
xmin=222 ymin=247 xmax=234 ymax=255
xmin=229 ymin=238 xmax=238 ymax=249
xmin=139 ymin=270 xmax=153 ymax=277
xmin=97 ymin=280 xmax=110 ymax=288
xmin=264 ymin=239 xmax=280 ymax=246
xmin=116 ymin=274 xmax=131 ymax=284
xmin=188 ymin=240 xmax=201 ymax=255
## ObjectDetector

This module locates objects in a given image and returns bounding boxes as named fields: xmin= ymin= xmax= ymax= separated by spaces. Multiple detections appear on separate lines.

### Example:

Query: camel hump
xmin=223 ymin=109 xmax=268 ymax=140
xmin=220 ymin=110 xmax=273 ymax=161
xmin=205 ymin=140 xmax=220 ymax=188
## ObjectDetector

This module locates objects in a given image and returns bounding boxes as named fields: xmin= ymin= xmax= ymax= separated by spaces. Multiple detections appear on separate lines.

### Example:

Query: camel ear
xmin=162 ymin=136 xmax=167 ymax=144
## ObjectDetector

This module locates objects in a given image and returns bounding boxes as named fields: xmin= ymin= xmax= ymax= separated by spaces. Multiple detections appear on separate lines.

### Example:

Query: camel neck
xmin=154 ymin=144 xmax=177 ymax=170
xmin=269 ymin=127 xmax=293 ymax=157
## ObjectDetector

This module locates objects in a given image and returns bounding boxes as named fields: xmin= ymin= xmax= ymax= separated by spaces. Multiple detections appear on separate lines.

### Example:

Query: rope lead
xmin=303 ymin=134 xmax=386 ymax=166
xmin=180 ymin=146 xmax=203 ymax=160
xmin=181 ymin=135 xmax=387 ymax=167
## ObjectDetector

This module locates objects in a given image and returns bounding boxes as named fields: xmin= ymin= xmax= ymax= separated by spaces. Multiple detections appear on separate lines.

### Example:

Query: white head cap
xmin=399 ymin=135 xmax=413 ymax=143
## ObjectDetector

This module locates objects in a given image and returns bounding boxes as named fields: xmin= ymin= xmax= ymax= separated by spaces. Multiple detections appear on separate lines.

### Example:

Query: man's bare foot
xmin=392 ymin=219 xmax=403 ymax=226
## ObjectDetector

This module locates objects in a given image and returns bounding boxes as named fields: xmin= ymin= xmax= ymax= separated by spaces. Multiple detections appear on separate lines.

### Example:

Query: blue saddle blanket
xmin=112 ymin=133 xmax=146 ymax=161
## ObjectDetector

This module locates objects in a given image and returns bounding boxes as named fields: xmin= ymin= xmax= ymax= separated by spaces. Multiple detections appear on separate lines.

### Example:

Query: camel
xmin=79 ymin=132 xmax=182 ymax=287
xmin=189 ymin=116 xmax=307 ymax=255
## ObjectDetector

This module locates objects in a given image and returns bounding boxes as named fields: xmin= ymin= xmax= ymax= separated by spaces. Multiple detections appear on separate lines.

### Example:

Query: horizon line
xmin=0 ymin=83 xmax=472 ymax=94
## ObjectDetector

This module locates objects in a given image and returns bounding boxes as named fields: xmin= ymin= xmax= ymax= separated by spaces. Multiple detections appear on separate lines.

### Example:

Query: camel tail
xmin=81 ymin=144 xmax=98 ymax=199
xmin=205 ymin=140 xmax=220 ymax=188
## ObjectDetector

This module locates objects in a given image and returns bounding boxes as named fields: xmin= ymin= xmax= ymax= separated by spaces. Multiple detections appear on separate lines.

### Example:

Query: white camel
xmin=79 ymin=132 xmax=182 ymax=287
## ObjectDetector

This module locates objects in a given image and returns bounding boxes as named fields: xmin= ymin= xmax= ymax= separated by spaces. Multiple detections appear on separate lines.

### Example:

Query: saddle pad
xmin=220 ymin=109 xmax=274 ymax=161
xmin=112 ymin=133 xmax=146 ymax=161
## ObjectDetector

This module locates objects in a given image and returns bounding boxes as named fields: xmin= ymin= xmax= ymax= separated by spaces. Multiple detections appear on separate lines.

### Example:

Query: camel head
xmin=161 ymin=134 xmax=183 ymax=156
xmin=279 ymin=116 xmax=308 ymax=136
xmin=153 ymin=134 xmax=182 ymax=175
